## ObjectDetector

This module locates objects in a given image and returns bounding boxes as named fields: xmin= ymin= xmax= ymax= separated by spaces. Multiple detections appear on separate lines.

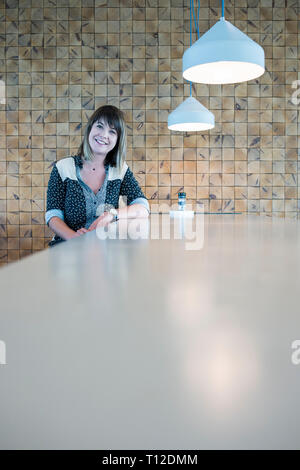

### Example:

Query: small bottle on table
xmin=178 ymin=192 xmax=186 ymax=211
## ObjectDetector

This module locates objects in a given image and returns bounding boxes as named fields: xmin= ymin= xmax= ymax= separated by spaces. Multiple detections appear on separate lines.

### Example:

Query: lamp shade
xmin=168 ymin=96 xmax=215 ymax=131
xmin=183 ymin=17 xmax=265 ymax=84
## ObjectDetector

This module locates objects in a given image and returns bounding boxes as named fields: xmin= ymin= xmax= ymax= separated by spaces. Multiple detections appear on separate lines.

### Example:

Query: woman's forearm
xmin=48 ymin=217 xmax=78 ymax=240
xmin=117 ymin=203 xmax=149 ymax=219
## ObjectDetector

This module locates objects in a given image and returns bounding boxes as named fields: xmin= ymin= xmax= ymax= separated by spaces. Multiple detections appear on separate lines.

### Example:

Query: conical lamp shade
xmin=168 ymin=96 xmax=215 ymax=131
xmin=183 ymin=17 xmax=265 ymax=84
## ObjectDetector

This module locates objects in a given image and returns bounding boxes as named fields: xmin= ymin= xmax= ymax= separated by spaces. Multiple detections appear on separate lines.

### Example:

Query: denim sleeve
xmin=129 ymin=197 xmax=150 ymax=213
xmin=45 ymin=209 xmax=64 ymax=226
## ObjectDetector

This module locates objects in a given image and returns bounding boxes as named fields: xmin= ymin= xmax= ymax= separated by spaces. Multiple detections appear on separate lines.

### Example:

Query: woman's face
xmin=88 ymin=119 xmax=118 ymax=157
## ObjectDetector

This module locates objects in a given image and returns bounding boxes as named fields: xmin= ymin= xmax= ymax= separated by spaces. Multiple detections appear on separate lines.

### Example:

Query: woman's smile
xmin=94 ymin=138 xmax=108 ymax=145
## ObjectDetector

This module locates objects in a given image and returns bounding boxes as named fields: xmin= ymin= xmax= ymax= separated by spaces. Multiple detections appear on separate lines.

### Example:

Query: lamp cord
xmin=222 ymin=0 xmax=225 ymax=18
xmin=197 ymin=0 xmax=200 ymax=36
xmin=189 ymin=0 xmax=192 ymax=47
xmin=191 ymin=0 xmax=200 ymax=39
xmin=189 ymin=0 xmax=192 ymax=96
xmin=189 ymin=0 xmax=201 ymax=96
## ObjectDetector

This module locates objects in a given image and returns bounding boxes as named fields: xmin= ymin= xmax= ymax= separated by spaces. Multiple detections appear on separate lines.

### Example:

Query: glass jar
xmin=178 ymin=192 xmax=186 ymax=211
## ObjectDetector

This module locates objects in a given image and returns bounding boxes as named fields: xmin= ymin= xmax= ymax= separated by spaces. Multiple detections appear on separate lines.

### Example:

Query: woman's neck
xmin=83 ymin=154 xmax=106 ymax=171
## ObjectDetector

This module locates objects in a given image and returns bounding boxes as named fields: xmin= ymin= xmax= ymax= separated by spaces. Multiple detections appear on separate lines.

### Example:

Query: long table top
xmin=0 ymin=214 xmax=300 ymax=449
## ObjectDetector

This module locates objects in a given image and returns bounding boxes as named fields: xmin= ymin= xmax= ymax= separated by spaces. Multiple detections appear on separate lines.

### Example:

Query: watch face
xmin=110 ymin=211 xmax=118 ymax=222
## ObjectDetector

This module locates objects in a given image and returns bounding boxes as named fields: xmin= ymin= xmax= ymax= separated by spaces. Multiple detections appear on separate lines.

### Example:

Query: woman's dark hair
xmin=77 ymin=105 xmax=126 ymax=170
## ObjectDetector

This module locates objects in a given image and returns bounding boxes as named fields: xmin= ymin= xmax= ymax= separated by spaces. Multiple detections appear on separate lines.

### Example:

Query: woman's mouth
xmin=95 ymin=138 xmax=108 ymax=145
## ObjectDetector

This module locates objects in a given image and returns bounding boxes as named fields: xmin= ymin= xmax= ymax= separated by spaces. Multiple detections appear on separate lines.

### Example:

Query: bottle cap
xmin=178 ymin=192 xmax=186 ymax=197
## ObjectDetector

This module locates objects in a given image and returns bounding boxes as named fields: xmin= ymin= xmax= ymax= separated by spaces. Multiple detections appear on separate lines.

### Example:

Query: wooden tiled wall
xmin=0 ymin=0 xmax=299 ymax=266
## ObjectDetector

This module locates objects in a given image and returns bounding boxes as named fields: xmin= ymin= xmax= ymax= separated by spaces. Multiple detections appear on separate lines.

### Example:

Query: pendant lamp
xmin=183 ymin=0 xmax=265 ymax=84
xmin=168 ymin=0 xmax=215 ymax=132
xmin=168 ymin=95 xmax=214 ymax=131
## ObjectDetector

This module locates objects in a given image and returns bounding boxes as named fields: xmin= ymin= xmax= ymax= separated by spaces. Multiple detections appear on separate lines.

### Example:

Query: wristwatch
xmin=109 ymin=208 xmax=119 ymax=222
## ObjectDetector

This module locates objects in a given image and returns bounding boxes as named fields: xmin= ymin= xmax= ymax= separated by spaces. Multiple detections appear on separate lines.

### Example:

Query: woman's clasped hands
xmin=74 ymin=211 xmax=114 ymax=237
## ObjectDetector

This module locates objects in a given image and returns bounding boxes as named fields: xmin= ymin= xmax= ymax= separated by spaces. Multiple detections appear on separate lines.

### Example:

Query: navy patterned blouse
xmin=46 ymin=155 xmax=149 ymax=245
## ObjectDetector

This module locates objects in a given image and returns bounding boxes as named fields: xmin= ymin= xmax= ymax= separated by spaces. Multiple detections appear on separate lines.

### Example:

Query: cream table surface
xmin=0 ymin=214 xmax=299 ymax=450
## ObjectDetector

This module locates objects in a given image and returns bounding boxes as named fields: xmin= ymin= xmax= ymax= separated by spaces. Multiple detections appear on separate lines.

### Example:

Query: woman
xmin=45 ymin=105 xmax=149 ymax=246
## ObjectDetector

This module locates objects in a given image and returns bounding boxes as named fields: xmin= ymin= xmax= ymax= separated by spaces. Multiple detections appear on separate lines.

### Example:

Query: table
xmin=0 ymin=214 xmax=300 ymax=449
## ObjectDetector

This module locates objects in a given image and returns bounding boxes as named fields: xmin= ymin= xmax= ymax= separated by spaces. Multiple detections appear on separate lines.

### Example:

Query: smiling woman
xmin=45 ymin=105 xmax=150 ymax=246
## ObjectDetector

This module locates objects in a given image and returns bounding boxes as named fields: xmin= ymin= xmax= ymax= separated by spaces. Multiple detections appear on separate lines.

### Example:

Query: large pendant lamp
xmin=183 ymin=0 xmax=265 ymax=84
xmin=168 ymin=0 xmax=214 ymax=132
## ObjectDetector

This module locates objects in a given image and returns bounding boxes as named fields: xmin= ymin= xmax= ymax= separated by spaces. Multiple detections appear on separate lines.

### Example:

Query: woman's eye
xmin=97 ymin=124 xmax=103 ymax=128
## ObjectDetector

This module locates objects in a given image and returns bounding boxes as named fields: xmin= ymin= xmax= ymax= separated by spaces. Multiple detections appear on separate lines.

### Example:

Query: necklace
xmin=84 ymin=161 xmax=105 ymax=172
xmin=86 ymin=164 xmax=96 ymax=171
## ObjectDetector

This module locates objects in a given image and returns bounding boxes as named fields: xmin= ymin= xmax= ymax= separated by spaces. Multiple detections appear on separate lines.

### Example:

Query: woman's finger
xmin=76 ymin=228 xmax=88 ymax=234
xmin=89 ymin=215 xmax=107 ymax=231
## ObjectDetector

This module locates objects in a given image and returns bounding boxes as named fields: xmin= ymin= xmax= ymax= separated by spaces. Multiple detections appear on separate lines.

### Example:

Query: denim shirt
xmin=75 ymin=164 xmax=109 ymax=229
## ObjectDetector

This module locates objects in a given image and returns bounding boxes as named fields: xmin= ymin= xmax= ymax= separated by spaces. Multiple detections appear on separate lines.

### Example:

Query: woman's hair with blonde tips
xmin=77 ymin=105 xmax=127 ymax=171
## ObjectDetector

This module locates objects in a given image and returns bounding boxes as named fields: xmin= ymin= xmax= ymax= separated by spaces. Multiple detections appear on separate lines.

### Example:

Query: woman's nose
xmin=100 ymin=127 xmax=109 ymax=139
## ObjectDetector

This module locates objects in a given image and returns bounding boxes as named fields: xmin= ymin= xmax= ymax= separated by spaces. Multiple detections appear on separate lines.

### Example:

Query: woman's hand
xmin=76 ymin=228 xmax=89 ymax=235
xmin=67 ymin=227 xmax=89 ymax=239
xmin=88 ymin=212 xmax=114 ymax=231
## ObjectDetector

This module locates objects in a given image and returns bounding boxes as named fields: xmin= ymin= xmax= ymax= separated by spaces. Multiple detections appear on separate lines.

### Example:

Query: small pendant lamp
xmin=168 ymin=94 xmax=214 ymax=132
xmin=168 ymin=0 xmax=215 ymax=132
xmin=183 ymin=0 xmax=265 ymax=84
